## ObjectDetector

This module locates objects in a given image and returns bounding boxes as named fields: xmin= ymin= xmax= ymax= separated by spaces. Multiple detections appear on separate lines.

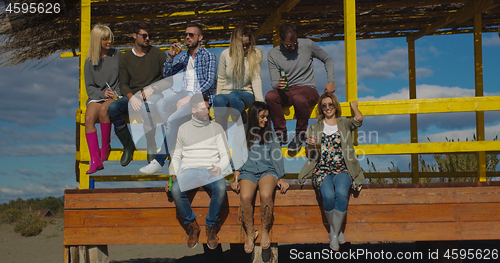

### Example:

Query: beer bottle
xmin=280 ymin=68 xmax=290 ymax=91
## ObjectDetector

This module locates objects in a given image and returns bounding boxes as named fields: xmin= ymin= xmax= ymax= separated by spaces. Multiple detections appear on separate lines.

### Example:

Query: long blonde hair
xmin=228 ymin=26 xmax=261 ymax=86
xmin=87 ymin=24 xmax=114 ymax=66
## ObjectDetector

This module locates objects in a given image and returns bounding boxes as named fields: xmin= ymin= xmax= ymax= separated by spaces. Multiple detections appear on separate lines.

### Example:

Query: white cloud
xmin=360 ymin=84 xmax=500 ymax=102
xmin=422 ymin=122 xmax=500 ymax=143
xmin=0 ymin=127 xmax=74 ymax=145
xmin=483 ymin=34 xmax=500 ymax=46
xmin=0 ymin=54 xmax=79 ymax=126
xmin=0 ymin=183 xmax=77 ymax=203
xmin=416 ymin=67 xmax=433 ymax=78
xmin=15 ymin=169 xmax=43 ymax=177
xmin=357 ymin=84 xmax=500 ymax=140
xmin=0 ymin=144 xmax=75 ymax=156
xmin=428 ymin=45 xmax=441 ymax=57
xmin=358 ymin=48 xmax=407 ymax=80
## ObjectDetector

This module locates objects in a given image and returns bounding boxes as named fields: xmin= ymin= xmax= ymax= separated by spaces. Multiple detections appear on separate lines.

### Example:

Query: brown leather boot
xmin=240 ymin=202 xmax=258 ymax=253
xmin=186 ymin=221 xmax=200 ymax=249
xmin=205 ymin=225 xmax=219 ymax=250
xmin=260 ymin=200 xmax=274 ymax=250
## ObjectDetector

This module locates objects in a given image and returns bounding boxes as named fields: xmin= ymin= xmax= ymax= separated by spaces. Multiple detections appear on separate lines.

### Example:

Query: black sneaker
xmin=276 ymin=133 xmax=288 ymax=145
xmin=288 ymin=133 xmax=305 ymax=152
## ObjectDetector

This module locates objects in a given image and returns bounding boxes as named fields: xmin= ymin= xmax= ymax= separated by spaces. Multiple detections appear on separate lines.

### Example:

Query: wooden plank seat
xmin=64 ymin=181 xmax=500 ymax=247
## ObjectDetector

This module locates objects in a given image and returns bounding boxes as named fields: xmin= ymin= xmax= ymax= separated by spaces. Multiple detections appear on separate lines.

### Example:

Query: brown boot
xmin=260 ymin=200 xmax=274 ymax=250
xmin=240 ymin=202 xmax=258 ymax=253
xmin=206 ymin=225 xmax=219 ymax=249
xmin=186 ymin=221 xmax=200 ymax=249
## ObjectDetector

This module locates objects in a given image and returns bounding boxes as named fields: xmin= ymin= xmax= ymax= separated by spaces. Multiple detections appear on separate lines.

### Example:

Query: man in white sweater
xmin=168 ymin=94 xmax=230 ymax=250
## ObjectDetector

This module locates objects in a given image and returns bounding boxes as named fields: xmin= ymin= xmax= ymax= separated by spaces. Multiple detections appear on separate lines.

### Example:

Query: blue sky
xmin=1 ymin=32 xmax=499 ymax=203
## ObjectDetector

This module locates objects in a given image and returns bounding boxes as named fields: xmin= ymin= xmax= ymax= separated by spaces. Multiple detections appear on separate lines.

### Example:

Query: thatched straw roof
xmin=2 ymin=0 xmax=500 ymax=66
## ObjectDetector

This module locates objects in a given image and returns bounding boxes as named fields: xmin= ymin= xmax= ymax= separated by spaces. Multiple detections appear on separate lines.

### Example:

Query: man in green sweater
xmin=108 ymin=22 xmax=168 ymax=166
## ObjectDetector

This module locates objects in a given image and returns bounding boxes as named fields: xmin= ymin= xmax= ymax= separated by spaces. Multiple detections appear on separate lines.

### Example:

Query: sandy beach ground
xmin=1 ymin=218 xmax=498 ymax=263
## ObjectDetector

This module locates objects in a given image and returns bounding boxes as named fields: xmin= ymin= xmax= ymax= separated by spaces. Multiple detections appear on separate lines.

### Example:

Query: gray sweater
xmin=84 ymin=49 xmax=121 ymax=104
xmin=267 ymin=38 xmax=334 ymax=89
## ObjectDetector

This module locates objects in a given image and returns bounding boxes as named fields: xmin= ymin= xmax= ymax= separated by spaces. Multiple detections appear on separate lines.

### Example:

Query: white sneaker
xmin=139 ymin=159 xmax=163 ymax=175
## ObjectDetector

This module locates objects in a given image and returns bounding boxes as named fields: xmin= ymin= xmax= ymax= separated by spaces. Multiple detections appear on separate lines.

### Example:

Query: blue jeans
xmin=319 ymin=172 xmax=351 ymax=212
xmin=213 ymin=91 xmax=255 ymax=130
xmin=108 ymin=94 xmax=161 ymax=134
xmin=170 ymin=175 xmax=227 ymax=226
xmin=154 ymin=89 xmax=192 ymax=166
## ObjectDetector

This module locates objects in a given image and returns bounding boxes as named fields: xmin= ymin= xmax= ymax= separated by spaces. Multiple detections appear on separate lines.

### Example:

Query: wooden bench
xmin=63 ymin=181 xmax=500 ymax=262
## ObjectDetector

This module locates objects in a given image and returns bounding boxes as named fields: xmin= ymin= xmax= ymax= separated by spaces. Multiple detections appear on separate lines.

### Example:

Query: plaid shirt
xmin=163 ymin=46 xmax=217 ymax=104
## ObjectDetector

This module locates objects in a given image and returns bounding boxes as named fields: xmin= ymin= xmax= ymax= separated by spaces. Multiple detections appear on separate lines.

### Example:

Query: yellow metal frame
xmin=74 ymin=0 xmax=500 ymax=188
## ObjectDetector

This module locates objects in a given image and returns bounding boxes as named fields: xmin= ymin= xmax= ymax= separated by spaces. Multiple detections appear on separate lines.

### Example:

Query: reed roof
xmin=1 ymin=0 xmax=500 ymax=65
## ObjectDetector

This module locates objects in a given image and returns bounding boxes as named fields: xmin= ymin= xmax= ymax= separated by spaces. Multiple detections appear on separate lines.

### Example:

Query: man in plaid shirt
xmin=140 ymin=23 xmax=217 ymax=175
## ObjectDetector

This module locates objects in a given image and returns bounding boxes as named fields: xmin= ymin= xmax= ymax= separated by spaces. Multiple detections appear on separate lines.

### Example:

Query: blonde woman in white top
xmin=213 ymin=26 xmax=263 ymax=131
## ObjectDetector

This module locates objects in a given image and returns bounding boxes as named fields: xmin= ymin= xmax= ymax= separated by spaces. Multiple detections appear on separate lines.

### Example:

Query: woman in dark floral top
xmin=305 ymin=92 xmax=363 ymax=251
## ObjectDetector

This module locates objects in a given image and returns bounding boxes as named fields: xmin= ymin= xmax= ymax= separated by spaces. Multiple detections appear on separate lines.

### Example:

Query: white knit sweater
xmin=169 ymin=116 xmax=230 ymax=175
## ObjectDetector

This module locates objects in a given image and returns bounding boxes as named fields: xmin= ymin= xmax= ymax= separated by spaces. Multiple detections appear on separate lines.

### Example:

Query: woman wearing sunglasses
xmin=213 ymin=25 xmax=263 ymax=130
xmin=231 ymin=101 xmax=289 ymax=253
xmin=83 ymin=24 xmax=121 ymax=174
xmin=299 ymin=92 xmax=364 ymax=251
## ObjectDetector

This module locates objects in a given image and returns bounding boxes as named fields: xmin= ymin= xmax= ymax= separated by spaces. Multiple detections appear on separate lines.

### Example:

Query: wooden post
xmin=78 ymin=0 xmax=91 ymax=189
xmin=273 ymin=26 xmax=280 ymax=47
xmin=253 ymin=244 xmax=278 ymax=263
xmin=408 ymin=38 xmax=419 ymax=183
xmin=64 ymin=245 xmax=70 ymax=263
xmin=343 ymin=0 xmax=357 ymax=102
xmin=474 ymin=14 xmax=486 ymax=182
xmin=344 ymin=0 xmax=359 ymax=146
xmin=88 ymin=245 xmax=109 ymax=263
xmin=272 ymin=11 xmax=281 ymax=48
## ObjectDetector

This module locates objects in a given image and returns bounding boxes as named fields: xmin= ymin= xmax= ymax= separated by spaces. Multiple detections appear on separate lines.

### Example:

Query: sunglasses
xmin=138 ymin=33 xmax=149 ymax=39
xmin=184 ymin=32 xmax=196 ymax=38
xmin=321 ymin=103 xmax=334 ymax=109
xmin=285 ymin=42 xmax=298 ymax=48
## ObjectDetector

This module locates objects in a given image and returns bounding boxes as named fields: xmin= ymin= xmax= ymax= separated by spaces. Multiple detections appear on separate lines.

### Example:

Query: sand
xmin=0 ymin=218 xmax=225 ymax=263
xmin=1 ymin=219 xmax=498 ymax=263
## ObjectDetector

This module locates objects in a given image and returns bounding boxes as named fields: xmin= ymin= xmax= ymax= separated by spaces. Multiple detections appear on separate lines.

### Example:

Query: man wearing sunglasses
xmin=266 ymin=23 xmax=335 ymax=152
xmin=139 ymin=24 xmax=218 ymax=179
xmin=109 ymin=22 xmax=168 ymax=166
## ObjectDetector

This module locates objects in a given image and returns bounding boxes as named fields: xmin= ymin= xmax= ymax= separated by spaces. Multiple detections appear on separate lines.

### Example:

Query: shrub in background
xmin=14 ymin=209 xmax=47 ymax=237
xmin=0 ymin=208 xmax=23 ymax=223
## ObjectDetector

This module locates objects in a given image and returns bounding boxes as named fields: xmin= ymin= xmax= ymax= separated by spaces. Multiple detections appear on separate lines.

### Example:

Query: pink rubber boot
xmin=100 ymin=122 xmax=112 ymax=162
xmin=86 ymin=132 xmax=104 ymax=174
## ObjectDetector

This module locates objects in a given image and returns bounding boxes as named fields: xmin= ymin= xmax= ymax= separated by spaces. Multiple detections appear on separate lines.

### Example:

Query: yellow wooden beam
xmin=75 ymin=96 xmax=500 ymax=124
xmin=474 ymin=13 xmax=487 ymax=182
xmin=75 ymin=95 xmax=500 ymax=126
xmin=408 ymin=0 xmax=500 ymax=41
xmin=344 ymin=0 xmax=358 ymax=103
xmin=253 ymin=0 xmax=302 ymax=39
xmin=280 ymin=140 xmax=500 ymax=158
xmin=350 ymin=96 xmax=500 ymax=116
xmin=79 ymin=0 xmax=91 ymax=189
